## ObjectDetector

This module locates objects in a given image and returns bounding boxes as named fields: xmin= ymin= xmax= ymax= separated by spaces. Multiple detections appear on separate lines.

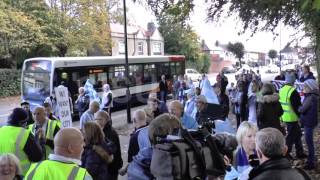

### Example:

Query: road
xmin=0 ymin=72 xmax=277 ymax=180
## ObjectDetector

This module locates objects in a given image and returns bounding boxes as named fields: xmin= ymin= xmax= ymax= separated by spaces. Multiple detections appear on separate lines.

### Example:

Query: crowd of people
xmin=0 ymin=64 xmax=317 ymax=180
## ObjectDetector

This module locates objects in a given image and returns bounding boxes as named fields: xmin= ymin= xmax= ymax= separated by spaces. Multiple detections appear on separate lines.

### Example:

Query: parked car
xmin=222 ymin=66 xmax=237 ymax=74
xmin=185 ymin=68 xmax=201 ymax=81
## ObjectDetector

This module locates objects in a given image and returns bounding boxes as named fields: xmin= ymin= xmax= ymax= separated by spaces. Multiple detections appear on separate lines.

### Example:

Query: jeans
xmin=160 ymin=91 xmax=167 ymax=103
xmin=286 ymin=122 xmax=304 ymax=156
xmin=304 ymin=126 xmax=315 ymax=166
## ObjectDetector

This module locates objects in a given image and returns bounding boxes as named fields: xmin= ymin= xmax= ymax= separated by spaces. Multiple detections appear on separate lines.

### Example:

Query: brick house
xmin=111 ymin=22 xmax=164 ymax=56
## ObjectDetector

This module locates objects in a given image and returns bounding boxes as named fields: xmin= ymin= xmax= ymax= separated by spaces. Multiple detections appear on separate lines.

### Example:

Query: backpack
xmin=150 ymin=129 xmax=226 ymax=180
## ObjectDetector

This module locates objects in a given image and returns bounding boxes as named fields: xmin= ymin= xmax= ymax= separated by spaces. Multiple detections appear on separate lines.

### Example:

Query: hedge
xmin=0 ymin=69 xmax=21 ymax=97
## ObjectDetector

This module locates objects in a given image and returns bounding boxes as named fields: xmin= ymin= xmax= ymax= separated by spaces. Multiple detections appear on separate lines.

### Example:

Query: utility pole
xmin=123 ymin=0 xmax=131 ymax=123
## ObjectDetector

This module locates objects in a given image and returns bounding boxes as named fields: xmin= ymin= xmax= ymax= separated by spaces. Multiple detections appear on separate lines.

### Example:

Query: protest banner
xmin=55 ymin=86 xmax=72 ymax=128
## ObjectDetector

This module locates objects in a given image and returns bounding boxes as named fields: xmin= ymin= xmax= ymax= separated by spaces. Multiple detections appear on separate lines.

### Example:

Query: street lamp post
xmin=123 ymin=0 xmax=132 ymax=123
xmin=279 ymin=23 xmax=282 ymax=72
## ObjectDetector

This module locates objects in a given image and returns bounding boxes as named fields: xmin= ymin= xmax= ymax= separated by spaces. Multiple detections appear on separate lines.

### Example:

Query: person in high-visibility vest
xmin=279 ymin=72 xmax=306 ymax=159
xmin=0 ymin=108 xmax=43 ymax=175
xmin=29 ymin=106 xmax=61 ymax=160
xmin=25 ymin=127 xmax=93 ymax=180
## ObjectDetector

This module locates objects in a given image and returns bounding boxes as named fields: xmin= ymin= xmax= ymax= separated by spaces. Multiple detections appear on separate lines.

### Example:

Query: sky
xmin=126 ymin=1 xmax=310 ymax=53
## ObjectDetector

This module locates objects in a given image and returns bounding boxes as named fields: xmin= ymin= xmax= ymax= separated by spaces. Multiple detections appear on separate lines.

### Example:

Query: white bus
xmin=21 ymin=55 xmax=185 ymax=111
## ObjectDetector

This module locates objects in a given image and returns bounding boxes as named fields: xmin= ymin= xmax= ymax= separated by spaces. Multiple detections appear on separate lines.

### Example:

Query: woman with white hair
xmin=101 ymin=84 xmax=113 ymax=116
xmin=298 ymin=79 xmax=319 ymax=170
xmin=235 ymin=121 xmax=258 ymax=175
xmin=0 ymin=153 xmax=23 ymax=180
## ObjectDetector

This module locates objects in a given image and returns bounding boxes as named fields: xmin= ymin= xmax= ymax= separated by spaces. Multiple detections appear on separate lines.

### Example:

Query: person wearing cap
xmin=20 ymin=101 xmax=34 ymax=126
xmin=194 ymin=95 xmax=208 ymax=125
xmin=28 ymin=106 xmax=61 ymax=160
xmin=169 ymin=100 xmax=198 ymax=130
xmin=25 ymin=128 xmax=93 ymax=180
xmin=298 ymin=79 xmax=319 ymax=170
xmin=279 ymin=72 xmax=306 ymax=159
xmin=0 ymin=108 xmax=43 ymax=175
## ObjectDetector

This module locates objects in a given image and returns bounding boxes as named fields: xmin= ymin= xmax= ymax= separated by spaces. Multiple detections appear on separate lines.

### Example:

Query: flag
xmin=84 ymin=79 xmax=100 ymax=103
xmin=201 ymin=79 xmax=219 ymax=104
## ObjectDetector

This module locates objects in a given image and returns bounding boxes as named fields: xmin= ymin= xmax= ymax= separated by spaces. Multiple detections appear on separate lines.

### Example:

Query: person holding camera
xmin=29 ymin=106 xmax=61 ymax=160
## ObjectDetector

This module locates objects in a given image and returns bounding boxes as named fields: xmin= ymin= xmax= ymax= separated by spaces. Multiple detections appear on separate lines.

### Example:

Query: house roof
xmin=110 ymin=23 xmax=156 ymax=37
xmin=110 ymin=23 xmax=140 ymax=34
xmin=280 ymin=46 xmax=298 ymax=53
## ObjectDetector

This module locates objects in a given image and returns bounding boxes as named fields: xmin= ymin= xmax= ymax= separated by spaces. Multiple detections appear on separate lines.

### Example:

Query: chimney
xmin=147 ymin=22 xmax=156 ymax=33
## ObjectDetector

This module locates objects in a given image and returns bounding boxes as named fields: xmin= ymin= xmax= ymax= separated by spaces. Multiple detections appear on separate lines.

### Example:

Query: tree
xmin=268 ymin=49 xmax=278 ymax=65
xmin=0 ymin=1 xmax=48 ymax=68
xmin=156 ymin=4 xmax=209 ymax=72
xmin=140 ymin=0 xmax=320 ymax=80
xmin=227 ymin=42 xmax=245 ymax=68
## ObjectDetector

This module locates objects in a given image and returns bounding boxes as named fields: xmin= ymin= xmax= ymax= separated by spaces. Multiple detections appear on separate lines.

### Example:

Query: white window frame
xmin=152 ymin=42 xmax=161 ymax=55
xmin=137 ymin=42 xmax=144 ymax=55
xmin=118 ymin=40 xmax=125 ymax=54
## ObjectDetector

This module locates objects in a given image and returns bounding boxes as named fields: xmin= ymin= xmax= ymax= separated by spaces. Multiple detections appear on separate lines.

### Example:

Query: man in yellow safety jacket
xmin=0 ymin=108 xmax=43 ymax=175
xmin=29 ymin=106 xmax=61 ymax=159
xmin=279 ymin=72 xmax=306 ymax=159
xmin=25 ymin=127 xmax=92 ymax=180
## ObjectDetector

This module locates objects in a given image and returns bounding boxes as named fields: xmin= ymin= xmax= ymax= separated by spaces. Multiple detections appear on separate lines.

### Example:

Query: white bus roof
xmin=24 ymin=55 xmax=185 ymax=68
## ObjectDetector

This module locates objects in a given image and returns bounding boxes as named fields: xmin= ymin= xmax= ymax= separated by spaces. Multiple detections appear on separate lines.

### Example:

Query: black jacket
xmin=249 ymin=157 xmax=310 ymax=180
xmin=289 ymin=88 xmax=302 ymax=116
xmin=218 ymin=93 xmax=229 ymax=120
xmin=159 ymin=80 xmax=168 ymax=93
xmin=81 ymin=142 xmax=112 ymax=180
xmin=257 ymin=93 xmax=283 ymax=131
xmin=103 ymin=125 xmax=123 ymax=175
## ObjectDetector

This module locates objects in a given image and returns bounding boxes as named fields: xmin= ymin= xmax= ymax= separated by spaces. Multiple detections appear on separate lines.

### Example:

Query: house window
xmin=138 ymin=42 xmax=143 ymax=55
xmin=152 ymin=42 xmax=161 ymax=55
xmin=118 ymin=41 xmax=125 ymax=54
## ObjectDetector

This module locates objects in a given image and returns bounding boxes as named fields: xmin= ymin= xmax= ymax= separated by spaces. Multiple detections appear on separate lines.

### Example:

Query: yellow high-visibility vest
xmin=25 ymin=160 xmax=92 ymax=180
xmin=0 ymin=126 xmax=31 ymax=175
xmin=28 ymin=119 xmax=61 ymax=159
xmin=279 ymin=85 xmax=299 ymax=122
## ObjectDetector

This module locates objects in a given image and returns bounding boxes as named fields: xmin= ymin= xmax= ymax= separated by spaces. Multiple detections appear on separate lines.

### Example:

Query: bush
xmin=0 ymin=69 xmax=21 ymax=97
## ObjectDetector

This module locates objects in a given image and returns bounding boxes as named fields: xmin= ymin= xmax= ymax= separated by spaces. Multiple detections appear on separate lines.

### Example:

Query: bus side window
xmin=144 ymin=64 xmax=156 ymax=84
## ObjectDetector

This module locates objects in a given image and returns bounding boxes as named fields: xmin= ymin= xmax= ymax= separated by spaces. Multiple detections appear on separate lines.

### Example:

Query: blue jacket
xmin=181 ymin=113 xmax=198 ymax=130
xmin=184 ymin=97 xmax=196 ymax=117
xmin=299 ymin=91 xmax=318 ymax=128
xmin=138 ymin=127 xmax=151 ymax=150
xmin=127 ymin=147 xmax=153 ymax=180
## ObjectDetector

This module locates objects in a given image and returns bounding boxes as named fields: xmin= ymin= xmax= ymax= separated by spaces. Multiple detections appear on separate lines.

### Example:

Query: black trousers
xmin=286 ymin=121 xmax=304 ymax=156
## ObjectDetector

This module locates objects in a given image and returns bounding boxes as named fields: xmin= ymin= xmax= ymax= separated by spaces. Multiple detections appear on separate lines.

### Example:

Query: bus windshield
xmin=22 ymin=60 xmax=51 ymax=101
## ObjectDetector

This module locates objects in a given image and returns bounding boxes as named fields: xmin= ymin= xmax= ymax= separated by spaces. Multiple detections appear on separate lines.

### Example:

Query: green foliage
xmin=186 ymin=53 xmax=211 ymax=73
xmin=268 ymin=49 xmax=278 ymax=59
xmin=0 ymin=69 xmax=21 ymax=97
xmin=142 ymin=0 xmax=320 ymax=79
xmin=227 ymin=42 xmax=244 ymax=68
xmin=0 ymin=0 xmax=127 ymax=68
xmin=156 ymin=3 xmax=209 ymax=73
